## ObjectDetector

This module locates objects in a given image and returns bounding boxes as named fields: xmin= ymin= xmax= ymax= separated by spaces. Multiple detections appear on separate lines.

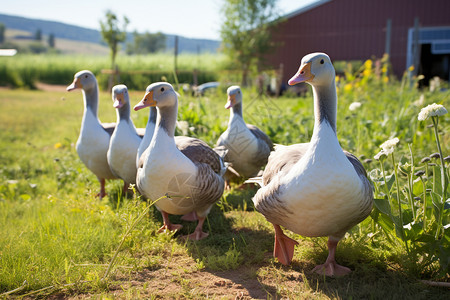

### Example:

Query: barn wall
xmin=267 ymin=0 xmax=450 ymax=86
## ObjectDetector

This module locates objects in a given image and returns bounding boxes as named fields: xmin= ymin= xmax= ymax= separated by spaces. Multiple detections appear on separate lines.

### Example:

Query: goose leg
xmin=181 ymin=211 xmax=198 ymax=221
xmin=312 ymin=237 xmax=351 ymax=276
xmin=187 ymin=216 xmax=209 ymax=240
xmin=97 ymin=178 xmax=107 ymax=199
xmin=158 ymin=211 xmax=183 ymax=233
xmin=123 ymin=181 xmax=129 ymax=193
xmin=122 ymin=181 xmax=134 ymax=196
xmin=273 ymin=223 xmax=298 ymax=265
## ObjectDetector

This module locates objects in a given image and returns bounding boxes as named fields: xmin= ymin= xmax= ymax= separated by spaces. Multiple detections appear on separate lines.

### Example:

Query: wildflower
xmin=364 ymin=59 xmax=373 ymax=69
xmin=408 ymin=65 xmax=415 ymax=72
xmin=379 ymin=137 xmax=399 ymax=155
xmin=398 ymin=162 xmax=412 ymax=174
xmin=54 ymin=142 xmax=62 ymax=149
xmin=349 ymin=102 xmax=362 ymax=111
xmin=344 ymin=83 xmax=352 ymax=93
xmin=176 ymin=120 xmax=190 ymax=136
xmin=374 ymin=150 xmax=387 ymax=161
xmin=418 ymin=103 xmax=447 ymax=121
xmin=420 ymin=157 xmax=431 ymax=164
xmin=429 ymin=76 xmax=440 ymax=92
xmin=413 ymin=94 xmax=425 ymax=107
xmin=430 ymin=153 xmax=441 ymax=159
xmin=414 ymin=170 xmax=425 ymax=177
xmin=403 ymin=221 xmax=415 ymax=230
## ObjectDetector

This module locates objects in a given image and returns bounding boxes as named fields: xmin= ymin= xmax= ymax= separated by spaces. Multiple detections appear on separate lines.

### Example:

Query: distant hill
xmin=0 ymin=13 xmax=221 ymax=53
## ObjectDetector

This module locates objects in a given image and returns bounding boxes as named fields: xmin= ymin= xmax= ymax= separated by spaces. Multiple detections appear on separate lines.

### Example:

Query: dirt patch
xmin=36 ymin=82 xmax=68 ymax=92
xmin=108 ymin=254 xmax=274 ymax=299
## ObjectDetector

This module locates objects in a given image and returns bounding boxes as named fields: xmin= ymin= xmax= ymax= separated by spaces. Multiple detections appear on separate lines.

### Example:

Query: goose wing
xmin=262 ymin=143 xmax=309 ymax=186
xmin=101 ymin=122 xmax=116 ymax=136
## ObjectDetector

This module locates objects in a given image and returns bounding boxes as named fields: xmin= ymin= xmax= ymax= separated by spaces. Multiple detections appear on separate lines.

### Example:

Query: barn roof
xmin=283 ymin=0 xmax=332 ymax=19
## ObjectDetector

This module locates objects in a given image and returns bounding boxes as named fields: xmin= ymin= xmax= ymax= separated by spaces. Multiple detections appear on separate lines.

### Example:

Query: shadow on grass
xmin=164 ymin=186 xmax=280 ymax=299
xmin=282 ymin=238 xmax=450 ymax=299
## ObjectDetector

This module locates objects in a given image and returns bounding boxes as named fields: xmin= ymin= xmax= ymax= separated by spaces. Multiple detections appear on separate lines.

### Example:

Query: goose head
xmin=288 ymin=53 xmax=335 ymax=87
xmin=134 ymin=82 xmax=177 ymax=111
xmin=67 ymin=70 xmax=97 ymax=92
xmin=112 ymin=84 xmax=129 ymax=109
xmin=224 ymin=85 xmax=243 ymax=109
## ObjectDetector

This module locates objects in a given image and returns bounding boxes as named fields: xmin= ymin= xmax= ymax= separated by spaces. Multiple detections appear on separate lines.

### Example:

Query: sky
xmin=0 ymin=0 xmax=318 ymax=40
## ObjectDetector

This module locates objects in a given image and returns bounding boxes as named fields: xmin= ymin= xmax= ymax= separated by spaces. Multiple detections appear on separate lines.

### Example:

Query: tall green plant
xmin=100 ymin=10 xmax=129 ymax=69
xmin=371 ymin=103 xmax=449 ymax=275
xmin=220 ymin=0 xmax=280 ymax=86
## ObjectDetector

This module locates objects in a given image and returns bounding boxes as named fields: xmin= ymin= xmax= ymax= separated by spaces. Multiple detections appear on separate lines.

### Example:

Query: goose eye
xmin=85 ymin=75 xmax=88 ymax=78
xmin=161 ymin=87 xmax=165 ymax=92
xmin=320 ymin=59 xmax=324 ymax=64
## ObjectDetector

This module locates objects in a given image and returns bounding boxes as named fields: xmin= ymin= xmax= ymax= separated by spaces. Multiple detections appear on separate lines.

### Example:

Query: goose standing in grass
xmin=216 ymin=86 xmax=273 ymax=182
xmin=67 ymin=70 xmax=117 ymax=198
xmin=134 ymin=82 xmax=226 ymax=240
xmin=107 ymin=84 xmax=142 ymax=192
xmin=251 ymin=53 xmax=373 ymax=276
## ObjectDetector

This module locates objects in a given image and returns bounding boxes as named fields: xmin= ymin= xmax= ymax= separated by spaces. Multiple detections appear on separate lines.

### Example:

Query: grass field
xmin=0 ymin=53 xmax=227 ymax=90
xmin=0 ymin=61 xmax=449 ymax=298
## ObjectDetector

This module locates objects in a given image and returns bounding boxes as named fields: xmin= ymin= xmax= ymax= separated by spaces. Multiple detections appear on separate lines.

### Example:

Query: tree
xmin=0 ymin=23 xmax=5 ymax=44
xmin=100 ymin=10 xmax=129 ymax=68
xmin=34 ymin=29 xmax=42 ymax=41
xmin=127 ymin=31 xmax=166 ymax=55
xmin=220 ymin=0 xmax=280 ymax=86
xmin=48 ymin=33 xmax=55 ymax=48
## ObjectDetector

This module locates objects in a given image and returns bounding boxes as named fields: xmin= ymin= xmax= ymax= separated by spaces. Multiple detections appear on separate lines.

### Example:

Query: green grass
xmin=0 ymin=53 xmax=227 ymax=89
xmin=0 ymin=61 xmax=449 ymax=298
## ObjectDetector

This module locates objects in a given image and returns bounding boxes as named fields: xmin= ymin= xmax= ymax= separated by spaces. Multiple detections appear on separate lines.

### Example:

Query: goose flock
xmin=66 ymin=52 xmax=373 ymax=276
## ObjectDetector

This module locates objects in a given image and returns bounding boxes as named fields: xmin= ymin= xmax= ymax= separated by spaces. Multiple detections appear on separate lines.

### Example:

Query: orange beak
xmin=134 ymin=90 xmax=157 ymax=111
xmin=66 ymin=78 xmax=82 ymax=91
xmin=113 ymin=93 xmax=124 ymax=108
xmin=224 ymin=94 xmax=236 ymax=109
xmin=288 ymin=62 xmax=314 ymax=85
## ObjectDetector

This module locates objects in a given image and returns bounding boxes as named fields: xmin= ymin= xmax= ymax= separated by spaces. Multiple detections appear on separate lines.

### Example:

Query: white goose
xmin=107 ymin=84 xmax=142 ymax=191
xmin=134 ymin=82 xmax=226 ymax=240
xmin=216 ymin=86 xmax=273 ymax=180
xmin=67 ymin=70 xmax=117 ymax=198
xmin=252 ymin=53 xmax=373 ymax=276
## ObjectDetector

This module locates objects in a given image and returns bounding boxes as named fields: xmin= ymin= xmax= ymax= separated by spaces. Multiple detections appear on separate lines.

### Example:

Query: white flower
xmin=403 ymin=221 xmax=415 ymax=230
xmin=380 ymin=137 xmax=399 ymax=154
xmin=383 ymin=147 xmax=395 ymax=155
xmin=374 ymin=150 xmax=387 ymax=160
xmin=349 ymin=101 xmax=362 ymax=111
xmin=429 ymin=76 xmax=440 ymax=92
xmin=413 ymin=94 xmax=425 ymax=107
xmin=176 ymin=120 xmax=190 ymax=135
xmin=418 ymin=103 xmax=448 ymax=121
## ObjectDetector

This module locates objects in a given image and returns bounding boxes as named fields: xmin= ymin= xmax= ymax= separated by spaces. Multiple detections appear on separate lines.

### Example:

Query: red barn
xmin=267 ymin=0 xmax=450 ymax=90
